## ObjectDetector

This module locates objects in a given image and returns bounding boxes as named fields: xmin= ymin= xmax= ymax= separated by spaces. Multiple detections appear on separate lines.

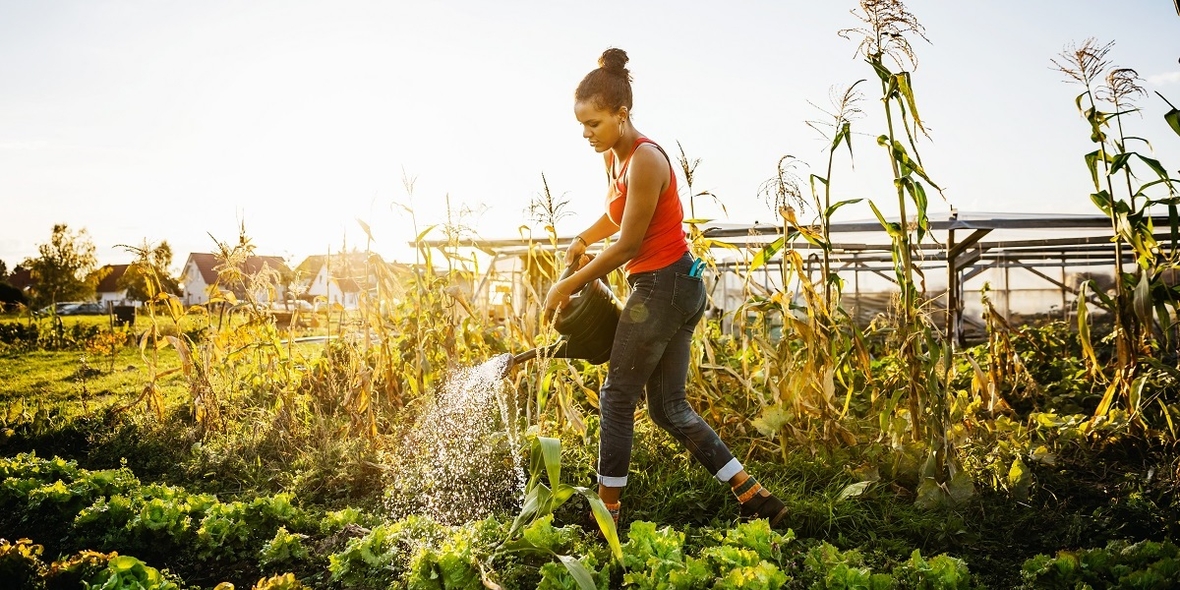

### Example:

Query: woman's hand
xmin=565 ymin=236 xmax=588 ymax=267
xmin=543 ymin=278 xmax=575 ymax=320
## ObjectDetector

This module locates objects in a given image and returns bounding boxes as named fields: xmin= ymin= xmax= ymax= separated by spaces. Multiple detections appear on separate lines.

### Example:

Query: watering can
xmin=505 ymin=264 xmax=621 ymax=370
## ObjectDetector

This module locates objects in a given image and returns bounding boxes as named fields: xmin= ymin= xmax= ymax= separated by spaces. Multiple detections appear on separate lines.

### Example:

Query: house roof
xmin=294 ymin=251 xmax=383 ymax=279
xmin=7 ymin=267 xmax=34 ymax=291
xmin=333 ymin=277 xmax=363 ymax=293
xmin=185 ymin=253 xmax=291 ymax=285
xmin=94 ymin=264 xmax=130 ymax=293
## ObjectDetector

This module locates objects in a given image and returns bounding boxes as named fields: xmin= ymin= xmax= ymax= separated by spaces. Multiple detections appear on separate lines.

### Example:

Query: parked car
xmin=279 ymin=300 xmax=313 ymax=312
xmin=34 ymin=302 xmax=93 ymax=316
xmin=58 ymin=301 xmax=107 ymax=315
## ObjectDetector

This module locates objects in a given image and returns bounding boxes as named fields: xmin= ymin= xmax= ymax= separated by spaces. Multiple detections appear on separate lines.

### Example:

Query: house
xmin=293 ymin=251 xmax=384 ymax=309
xmin=93 ymin=264 xmax=131 ymax=305
xmin=7 ymin=266 xmax=34 ymax=295
xmin=180 ymin=252 xmax=292 ymax=306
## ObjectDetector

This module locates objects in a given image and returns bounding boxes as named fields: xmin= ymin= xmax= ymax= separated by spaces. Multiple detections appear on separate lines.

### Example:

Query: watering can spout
xmin=512 ymin=347 xmax=542 ymax=365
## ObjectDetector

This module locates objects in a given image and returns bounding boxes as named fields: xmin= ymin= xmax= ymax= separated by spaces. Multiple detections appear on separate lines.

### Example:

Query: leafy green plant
xmin=893 ymin=550 xmax=972 ymax=589
xmin=1020 ymin=539 xmax=1180 ymax=589
xmin=45 ymin=549 xmax=114 ymax=590
xmin=247 ymin=573 xmax=309 ymax=590
xmin=327 ymin=516 xmax=447 ymax=589
xmin=0 ymin=537 xmax=47 ymax=589
xmin=258 ymin=527 xmax=309 ymax=570
xmin=83 ymin=555 xmax=180 ymax=590
xmin=802 ymin=542 xmax=891 ymax=590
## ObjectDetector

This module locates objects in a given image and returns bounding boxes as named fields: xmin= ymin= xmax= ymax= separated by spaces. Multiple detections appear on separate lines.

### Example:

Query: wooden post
xmin=947 ymin=227 xmax=957 ymax=347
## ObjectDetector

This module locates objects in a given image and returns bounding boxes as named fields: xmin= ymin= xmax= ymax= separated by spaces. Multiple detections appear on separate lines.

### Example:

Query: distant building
xmin=7 ymin=266 xmax=34 ymax=294
xmin=93 ymin=264 xmax=131 ymax=305
xmin=293 ymin=251 xmax=384 ymax=309
xmin=180 ymin=252 xmax=292 ymax=306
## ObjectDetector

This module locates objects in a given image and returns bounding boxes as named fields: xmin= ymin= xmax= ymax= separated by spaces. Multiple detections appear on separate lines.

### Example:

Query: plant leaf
xmin=580 ymin=488 xmax=623 ymax=560
xmin=868 ymin=201 xmax=901 ymax=237
xmin=824 ymin=198 xmax=864 ymax=221
xmin=749 ymin=236 xmax=785 ymax=272
xmin=1077 ymin=282 xmax=1102 ymax=373
xmin=536 ymin=436 xmax=563 ymax=492
xmin=557 ymin=554 xmax=598 ymax=590
xmin=836 ymin=481 xmax=872 ymax=502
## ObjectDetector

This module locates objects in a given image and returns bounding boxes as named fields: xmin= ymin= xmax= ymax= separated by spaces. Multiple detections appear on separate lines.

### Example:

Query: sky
xmin=2 ymin=0 xmax=1179 ymax=272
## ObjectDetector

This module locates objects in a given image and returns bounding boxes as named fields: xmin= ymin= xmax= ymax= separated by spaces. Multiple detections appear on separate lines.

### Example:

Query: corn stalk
xmin=1054 ymin=39 xmax=1180 ymax=428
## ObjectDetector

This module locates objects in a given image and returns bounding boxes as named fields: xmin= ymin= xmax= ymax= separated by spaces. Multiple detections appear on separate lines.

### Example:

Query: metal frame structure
xmin=417 ymin=211 xmax=1178 ymax=347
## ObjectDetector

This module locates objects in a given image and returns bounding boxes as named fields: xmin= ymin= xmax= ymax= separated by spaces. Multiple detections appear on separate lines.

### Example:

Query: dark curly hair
xmin=574 ymin=47 xmax=633 ymax=113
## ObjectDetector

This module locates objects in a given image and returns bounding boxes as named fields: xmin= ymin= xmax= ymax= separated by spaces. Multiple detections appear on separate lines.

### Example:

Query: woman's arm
xmin=548 ymin=145 xmax=669 ymax=309
xmin=574 ymin=214 xmax=621 ymax=247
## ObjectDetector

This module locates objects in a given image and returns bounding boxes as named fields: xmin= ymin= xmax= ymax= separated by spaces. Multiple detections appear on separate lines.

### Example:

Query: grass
xmin=2 ymin=341 xmax=1178 ymax=588
xmin=0 ymin=347 xmax=184 ymax=405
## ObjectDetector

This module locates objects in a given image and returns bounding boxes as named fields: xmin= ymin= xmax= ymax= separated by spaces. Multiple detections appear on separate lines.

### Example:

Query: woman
xmin=543 ymin=48 xmax=788 ymax=528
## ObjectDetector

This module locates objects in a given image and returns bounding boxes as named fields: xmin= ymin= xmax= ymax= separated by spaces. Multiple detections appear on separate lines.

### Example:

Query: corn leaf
xmin=535 ymin=436 xmax=562 ymax=491
xmin=1084 ymin=150 xmax=1110 ymax=191
xmin=893 ymin=71 xmax=927 ymax=136
xmin=1110 ymin=153 xmax=1134 ymax=176
xmin=1159 ymin=90 xmax=1180 ymax=136
xmin=1092 ymin=379 xmax=1120 ymax=422
xmin=1135 ymin=153 xmax=1170 ymax=183
xmin=1158 ymin=399 xmax=1177 ymax=438
xmin=1133 ymin=273 xmax=1152 ymax=327
xmin=356 ymin=218 xmax=374 ymax=243
xmin=1154 ymin=298 xmax=1173 ymax=339
xmin=1167 ymin=108 xmax=1180 ymax=137
xmin=557 ymin=555 xmax=597 ymax=590
xmin=1077 ymin=282 xmax=1102 ymax=373
xmin=581 ymin=488 xmax=623 ymax=560
xmin=824 ymin=198 xmax=864 ymax=221
xmin=868 ymin=201 xmax=901 ymax=237
xmin=884 ymin=138 xmax=940 ymax=190
xmin=1089 ymin=191 xmax=1112 ymax=215
xmin=749 ymin=236 xmax=786 ymax=272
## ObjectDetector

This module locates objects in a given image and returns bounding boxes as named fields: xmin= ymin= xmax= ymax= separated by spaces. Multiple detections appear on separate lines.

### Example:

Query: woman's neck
xmin=611 ymin=126 xmax=642 ymax=164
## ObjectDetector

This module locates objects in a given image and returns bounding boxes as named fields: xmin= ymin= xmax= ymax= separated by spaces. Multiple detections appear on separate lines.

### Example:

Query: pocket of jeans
xmin=671 ymin=273 xmax=705 ymax=316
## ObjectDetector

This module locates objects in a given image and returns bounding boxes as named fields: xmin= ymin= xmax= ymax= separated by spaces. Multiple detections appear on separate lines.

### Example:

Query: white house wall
xmin=182 ymin=262 xmax=209 ymax=306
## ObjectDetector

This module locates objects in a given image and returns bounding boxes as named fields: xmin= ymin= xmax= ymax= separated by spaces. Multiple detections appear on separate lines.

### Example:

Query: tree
xmin=23 ymin=224 xmax=100 ymax=308
xmin=0 ymin=259 xmax=8 ymax=281
xmin=0 ymin=283 xmax=25 ymax=312
xmin=117 ymin=240 xmax=181 ymax=302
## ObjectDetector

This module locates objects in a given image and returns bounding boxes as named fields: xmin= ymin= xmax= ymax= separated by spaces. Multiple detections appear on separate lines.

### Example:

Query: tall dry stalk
xmin=1054 ymin=39 xmax=1180 ymax=427
xmin=522 ymin=172 xmax=590 ymax=433
xmin=113 ymin=240 xmax=189 ymax=424
xmin=841 ymin=0 xmax=965 ymax=501
xmin=805 ymin=81 xmax=867 ymax=312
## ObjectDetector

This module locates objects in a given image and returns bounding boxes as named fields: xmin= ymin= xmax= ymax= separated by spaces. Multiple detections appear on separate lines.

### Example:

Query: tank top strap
xmin=615 ymin=137 xmax=671 ymax=183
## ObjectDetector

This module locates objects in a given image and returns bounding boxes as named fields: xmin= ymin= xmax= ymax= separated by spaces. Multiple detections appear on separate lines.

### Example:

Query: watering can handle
xmin=559 ymin=260 xmax=579 ymax=283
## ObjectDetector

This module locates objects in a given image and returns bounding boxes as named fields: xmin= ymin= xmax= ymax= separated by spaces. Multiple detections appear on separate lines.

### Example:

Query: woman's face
xmin=574 ymin=100 xmax=625 ymax=153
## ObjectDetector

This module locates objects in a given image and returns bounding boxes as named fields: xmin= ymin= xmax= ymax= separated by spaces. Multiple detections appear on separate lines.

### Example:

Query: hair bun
xmin=598 ymin=48 xmax=630 ymax=76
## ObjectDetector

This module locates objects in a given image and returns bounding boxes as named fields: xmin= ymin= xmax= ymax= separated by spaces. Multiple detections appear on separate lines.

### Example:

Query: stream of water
xmin=384 ymin=354 xmax=525 ymax=524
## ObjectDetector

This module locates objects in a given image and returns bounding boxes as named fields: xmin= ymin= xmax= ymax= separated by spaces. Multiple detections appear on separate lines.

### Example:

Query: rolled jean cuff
xmin=598 ymin=474 xmax=629 ymax=487
xmin=714 ymin=458 xmax=743 ymax=483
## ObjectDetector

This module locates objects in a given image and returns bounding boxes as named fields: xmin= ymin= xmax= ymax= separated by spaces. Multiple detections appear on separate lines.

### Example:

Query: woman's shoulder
xmin=629 ymin=140 xmax=670 ymax=171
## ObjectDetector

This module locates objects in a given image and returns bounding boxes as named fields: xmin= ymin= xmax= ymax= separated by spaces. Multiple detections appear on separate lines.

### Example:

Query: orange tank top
xmin=606 ymin=137 xmax=688 ymax=274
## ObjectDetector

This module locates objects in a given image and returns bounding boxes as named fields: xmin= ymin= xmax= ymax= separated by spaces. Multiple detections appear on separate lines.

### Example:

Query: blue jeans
xmin=597 ymin=252 xmax=742 ymax=487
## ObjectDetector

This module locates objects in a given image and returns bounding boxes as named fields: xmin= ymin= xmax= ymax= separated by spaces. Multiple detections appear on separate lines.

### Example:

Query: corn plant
xmin=1054 ymin=39 xmax=1180 ymax=428
xmin=839 ymin=0 xmax=961 ymax=493
xmin=113 ymin=240 xmax=189 ymax=423
xmin=505 ymin=436 xmax=622 ymax=564
xmin=737 ymin=139 xmax=870 ymax=451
